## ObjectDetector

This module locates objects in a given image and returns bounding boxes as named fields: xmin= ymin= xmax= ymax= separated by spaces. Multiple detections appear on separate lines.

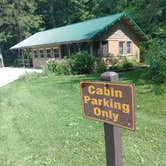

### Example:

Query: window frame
xmin=46 ymin=48 xmax=52 ymax=58
xmin=126 ymin=41 xmax=132 ymax=55
xmin=119 ymin=41 xmax=125 ymax=56
xmin=53 ymin=48 xmax=60 ymax=58
xmin=39 ymin=49 xmax=44 ymax=58
xmin=33 ymin=49 xmax=38 ymax=58
xmin=118 ymin=41 xmax=133 ymax=56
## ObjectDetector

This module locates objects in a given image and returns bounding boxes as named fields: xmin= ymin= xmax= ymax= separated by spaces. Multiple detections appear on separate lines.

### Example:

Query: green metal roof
xmin=11 ymin=12 xmax=147 ymax=50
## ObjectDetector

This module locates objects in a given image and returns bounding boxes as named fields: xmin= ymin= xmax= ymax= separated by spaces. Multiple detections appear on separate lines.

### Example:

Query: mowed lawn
xmin=0 ymin=69 xmax=165 ymax=166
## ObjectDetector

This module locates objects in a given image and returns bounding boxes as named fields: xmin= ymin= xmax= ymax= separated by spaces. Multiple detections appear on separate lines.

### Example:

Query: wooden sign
xmin=80 ymin=81 xmax=136 ymax=131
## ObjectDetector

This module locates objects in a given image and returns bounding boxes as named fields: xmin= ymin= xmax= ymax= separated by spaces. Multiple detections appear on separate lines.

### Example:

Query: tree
xmin=0 ymin=0 xmax=42 ymax=65
xmin=146 ymin=39 xmax=166 ymax=83
xmin=0 ymin=0 xmax=165 ymax=65
xmin=36 ymin=0 xmax=75 ymax=29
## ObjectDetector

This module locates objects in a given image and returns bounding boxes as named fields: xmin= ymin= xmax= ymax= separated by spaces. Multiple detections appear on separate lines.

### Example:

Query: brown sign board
xmin=80 ymin=81 xmax=136 ymax=131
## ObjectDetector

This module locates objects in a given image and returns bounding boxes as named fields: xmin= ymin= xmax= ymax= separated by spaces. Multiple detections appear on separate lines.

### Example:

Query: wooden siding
xmin=29 ymin=19 xmax=141 ymax=68
xmin=33 ymin=58 xmax=52 ymax=68
xmin=108 ymin=29 xmax=131 ymax=41
xmin=97 ymin=19 xmax=141 ymax=62
xmin=98 ymin=19 xmax=140 ymax=42
xmin=31 ymin=46 xmax=61 ymax=68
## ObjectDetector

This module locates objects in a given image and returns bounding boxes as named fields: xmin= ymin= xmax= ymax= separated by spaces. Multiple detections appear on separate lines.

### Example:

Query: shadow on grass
xmin=119 ymin=68 xmax=165 ymax=95
xmin=24 ymin=68 xmax=165 ymax=95
xmin=151 ymin=84 xmax=166 ymax=95
xmin=67 ymin=68 xmax=149 ymax=85
xmin=49 ymin=74 xmax=100 ymax=85
xmin=119 ymin=68 xmax=149 ymax=85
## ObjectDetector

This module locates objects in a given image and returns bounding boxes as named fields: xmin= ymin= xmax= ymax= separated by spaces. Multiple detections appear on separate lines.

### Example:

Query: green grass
xmin=0 ymin=69 xmax=165 ymax=166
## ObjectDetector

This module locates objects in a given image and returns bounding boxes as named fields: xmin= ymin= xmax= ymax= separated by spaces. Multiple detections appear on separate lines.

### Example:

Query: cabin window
xmin=39 ymin=49 xmax=44 ymax=58
xmin=119 ymin=41 xmax=124 ymax=55
xmin=119 ymin=41 xmax=132 ymax=55
xmin=33 ymin=50 xmax=38 ymax=58
xmin=127 ymin=41 xmax=132 ymax=54
xmin=53 ymin=48 xmax=59 ymax=58
xmin=46 ymin=49 xmax=51 ymax=58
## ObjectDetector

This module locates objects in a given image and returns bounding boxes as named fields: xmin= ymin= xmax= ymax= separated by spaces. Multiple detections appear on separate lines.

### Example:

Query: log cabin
xmin=11 ymin=12 xmax=147 ymax=68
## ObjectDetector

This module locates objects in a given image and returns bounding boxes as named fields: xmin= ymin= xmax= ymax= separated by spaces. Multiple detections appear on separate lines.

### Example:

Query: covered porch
xmin=60 ymin=40 xmax=108 ymax=58
xmin=19 ymin=40 xmax=109 ymax=68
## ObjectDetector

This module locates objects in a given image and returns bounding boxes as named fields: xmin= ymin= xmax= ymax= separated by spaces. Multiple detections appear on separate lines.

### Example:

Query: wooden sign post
xmin=101 ymin=72 xmax=122 ymax=166
xmin=80 ymin=71 xmax=136 ymax=166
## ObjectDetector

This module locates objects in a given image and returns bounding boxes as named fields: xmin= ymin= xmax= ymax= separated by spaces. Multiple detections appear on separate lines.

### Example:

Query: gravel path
xmin=0 ymin=67 xmax=42 ymax=88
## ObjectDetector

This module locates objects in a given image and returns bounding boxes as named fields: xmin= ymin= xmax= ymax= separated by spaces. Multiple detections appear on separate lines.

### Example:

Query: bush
xmin=70 ymin=51 xmax=95 ymax=74
xmin=122 ymin=57 xmax=133 ymax=69
xmin=110 ymin=64 xmax=123 ymax=71
xmin=111 ymin=58 xmax=119 ymax=65
xmin=146 ymin=40 xmax=166 ymax=83
xmin=47 ymin=59 xmax=57 ymax=73
xmin=96 ymin=62 xmax=107 ymax=74
xmin=46 ymin=59 xmax=71 ymax=75
xmin=56 ymin=59 xmax=72 ymax=75
xmin=109 ymin=57 xmax=133 ymax=71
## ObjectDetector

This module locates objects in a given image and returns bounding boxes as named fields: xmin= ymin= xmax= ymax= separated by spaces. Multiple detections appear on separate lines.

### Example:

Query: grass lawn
xmin=0 ymin=69 xmax=165 ymax=166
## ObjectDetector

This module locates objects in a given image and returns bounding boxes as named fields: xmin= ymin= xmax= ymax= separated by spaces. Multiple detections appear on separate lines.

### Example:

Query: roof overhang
xmin=10 ymin=39 xmax=92 ymax=50
xmin=121 ymin=15 xmax=148 ymax=41
xmin=92 ymin=13 xmax=148 ymax=41
xmin=10 ymin=12 xmax=148 ymax=50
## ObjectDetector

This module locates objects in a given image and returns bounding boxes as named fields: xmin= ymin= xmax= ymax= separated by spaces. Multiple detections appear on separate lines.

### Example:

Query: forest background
xmin=0 ymin=0 xmax=165 ymax=65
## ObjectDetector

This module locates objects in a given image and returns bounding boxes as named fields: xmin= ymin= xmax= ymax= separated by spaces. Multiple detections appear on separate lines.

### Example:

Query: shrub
xmin=96 ymin=62 xmax=107 ymax=74
xmin=56 ymin=59 xmax=72 ymax=75
xmin=140 ymin=39 xmax=155 ymax=62
xmin=122 ymin=57 xmax=133 ymax=69
xmin=70 ymin=51 xmax=95 ymax=74
xmin=46 ymin=59 xmax=71 ymax=75
xmin=47 ymin=59 xmax=57 ymax=73
xmin=146 ymin=40 xmax=166 ymax=83
xmin=110 ymin=64 xmax=123 ymax=71
xmin=109 ymin=57 xmax=133 ymax=71
xmin=111 ymin=58 xmax=119 ymax=65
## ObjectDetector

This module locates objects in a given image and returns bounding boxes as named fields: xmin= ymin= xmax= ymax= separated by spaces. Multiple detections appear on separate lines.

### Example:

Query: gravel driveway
xmin=0 ymin=67 xmax=42 ymax=88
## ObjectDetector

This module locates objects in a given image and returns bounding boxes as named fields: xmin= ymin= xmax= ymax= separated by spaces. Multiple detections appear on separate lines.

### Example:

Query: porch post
xmin=100 ymin=41 xmax=103 ymax=55
xmin=90 ymin=41 xmax=93 ymax=55
xmin=68 ymin=44 xmax=71 ymax=57
xmin=78 ymin=43 xmax=81 ymax=52
xmin=59 ymin=45 xmax=62 ymax=59
xmin=21 ymin=49 xmax=25 ymax=68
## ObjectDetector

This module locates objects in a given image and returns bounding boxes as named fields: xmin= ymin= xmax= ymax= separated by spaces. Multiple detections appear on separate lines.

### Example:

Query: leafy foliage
xmin=146 ymin=40 xmax=166 ymax=83
xmin=0 ymin=0 xmax=165 ymax=66
xmin=46 ymin=59 xmax=57 ymax=73
xmin=110 ymin=57 xmax=134 ymax=71
xmin=96 ymin=62 xmax=107 ymax=74
xmin=0 ymin=0 xmax=42 ymax=65
xmin=122 ymin=57 xmax=133 ymax=69
xmin=46 ymin=52 xmax=96 ymax=75
xmin=46 ymin=59 xmax=71 ymax=75
xmin=70 ymin=51 xmax=95 ymax=74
